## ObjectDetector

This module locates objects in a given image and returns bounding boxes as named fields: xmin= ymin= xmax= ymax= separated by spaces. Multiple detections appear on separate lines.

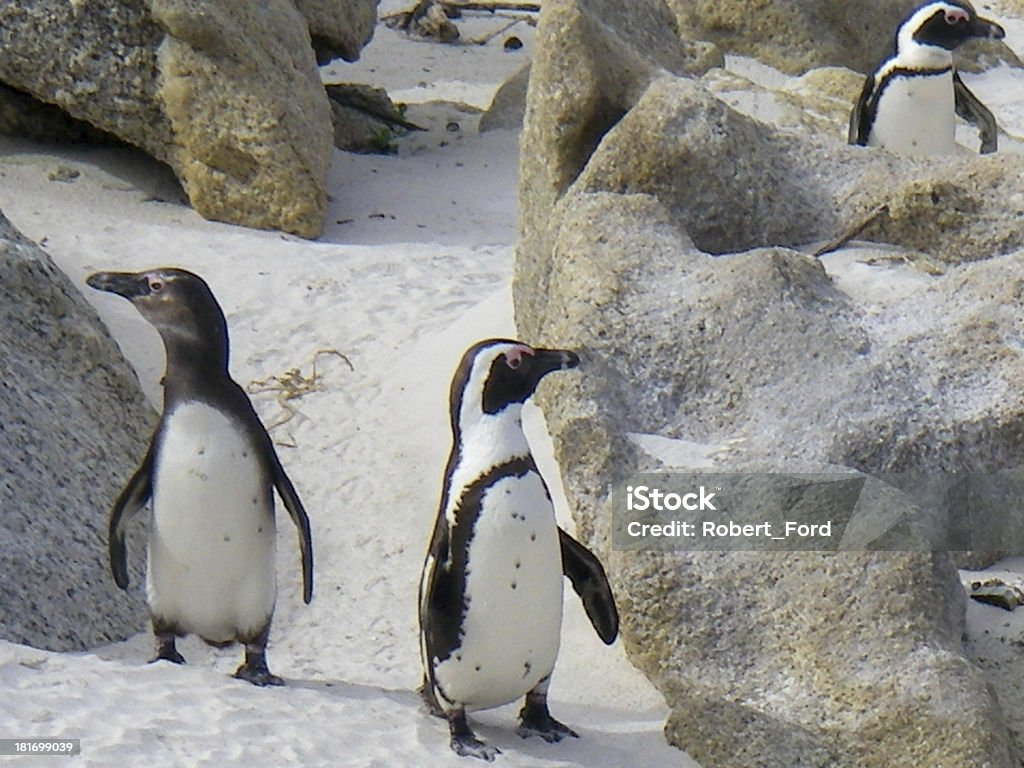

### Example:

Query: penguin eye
xmin=148 ymin=278 xmax=164 ymax=293
xmin=504 ymin=344 xmax=535 ymax=370
xmin=945 ymin=9 xmax=968 ymax=24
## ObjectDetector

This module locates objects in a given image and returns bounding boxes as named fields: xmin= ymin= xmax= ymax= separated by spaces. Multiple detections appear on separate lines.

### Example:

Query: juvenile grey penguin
xmin=849 ymin=0 xmax=1004 ymax=155
xmin=87 ymin=268 xmax=313 ymax=686
xmin=419 ymin=339 xmax=619 ymax=761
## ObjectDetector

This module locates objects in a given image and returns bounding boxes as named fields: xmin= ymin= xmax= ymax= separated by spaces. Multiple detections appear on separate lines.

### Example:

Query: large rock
xmin=0 ymin=0 xmax=378 ymax=237
xmin=664 ymin=0 xmax=1020 ymax=75
xmin=294 ymin=0 xmax=378 ymax=64
xmin=0 ymin=83 xmax=122 ymax=145
xmin=479 ymin=64 xmax=531 ymax=133
xmin=152 ymin=1 xmax=333 ymax=236
xmin=529 ymin=73 xmax=1024 ymax=267
xmin=517 ymin=1 xmax=1024 ymax=765
xmin=0 ymin=213 xmax=154 ymax=652
xmin=519 ymin=0 xmax=723 ymax=274
xmin=518 ymin=189 xmax=1023 ymax=768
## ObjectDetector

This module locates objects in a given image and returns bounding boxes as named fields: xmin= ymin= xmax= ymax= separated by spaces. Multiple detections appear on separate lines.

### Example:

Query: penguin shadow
xmin=287 ymin=675 xmax=420 ymax=709
xmin=21 ymin=136 xmax=190 ymax=206
xmin=409 ymin=702 xmax=682 ymax=767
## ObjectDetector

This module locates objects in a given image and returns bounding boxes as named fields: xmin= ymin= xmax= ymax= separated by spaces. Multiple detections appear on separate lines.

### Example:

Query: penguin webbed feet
xmin=448 ymin=710 xmax=500 ymax=761
xmin=151 ymin=635 xmax=186 ymax=665
xmin=233 ymin=645 xmax=284 ymax=687
xmin=516 ymin=692 xmax=579 ymax=743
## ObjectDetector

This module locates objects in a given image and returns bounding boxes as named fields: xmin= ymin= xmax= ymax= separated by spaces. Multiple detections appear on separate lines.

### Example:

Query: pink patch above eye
xmin=505 ymin=344 xmax=536 ymax=369
xmin=945 ymin=9 xmax=969 ymax=23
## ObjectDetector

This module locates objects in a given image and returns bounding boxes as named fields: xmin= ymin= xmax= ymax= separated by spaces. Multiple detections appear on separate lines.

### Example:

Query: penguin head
xmin=449 ymin=339 xmax=580 ymax=432
xmin=897 ymin=1 xmax=1004 ymax=58
xmin=87 ymin=268 xmax=229 ymax=366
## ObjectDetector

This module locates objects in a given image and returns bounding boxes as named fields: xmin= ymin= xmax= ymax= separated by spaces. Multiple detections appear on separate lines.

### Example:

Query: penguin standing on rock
xmin=87 ymin=268 xmax=313 ymax=686
xmin=849 ymin=0 xmax=1004 ymax=155
xmin=419 ymin=338 xmax=619 ymax=761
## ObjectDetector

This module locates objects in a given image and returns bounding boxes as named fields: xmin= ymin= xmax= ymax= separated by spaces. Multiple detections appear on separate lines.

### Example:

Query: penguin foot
xmin=233 ymin=661 xmax=284 ymax=687
xmin=516 ymin=696 xmax=578 ymax=743
xmin=234 ymin=646 xmax=284 ymax=687
xmin=451 ymin=733 xmax=500 ymax=761
xmin=149 ymin=650 xmax=186 ymax=665
xmin=448 ymin=710 xmax=499 ymax=761
xmin=515 ymin=716 xmax=578 ymax=743
xmin=151 ymin=636 xmax=186 ymax=665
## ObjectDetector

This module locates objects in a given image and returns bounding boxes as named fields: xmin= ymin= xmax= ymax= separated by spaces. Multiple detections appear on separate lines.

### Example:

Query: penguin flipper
xmin=109 ymin=447 xmax=154 ymax=590
xmin=954 ymin=72 xmax=998 ymax=154
xmin=270 ymin=452 xmax=314 ymax=604
xmin=558 ymin=527 xmax=619 ymax=644
xmin=849 ymin=72 xmax=876 ymax=146
xmin=420 ymin=517 xmax=460 ymax=665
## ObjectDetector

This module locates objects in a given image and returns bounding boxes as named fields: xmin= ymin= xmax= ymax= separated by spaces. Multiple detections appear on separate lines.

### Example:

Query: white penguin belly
xmin=434 ymin=471 xmax=564 ymax=712
xmin=870 ymin=71 xmax=956 ymax=155
xmin=148 ymin=402 xmax=276 ymax=644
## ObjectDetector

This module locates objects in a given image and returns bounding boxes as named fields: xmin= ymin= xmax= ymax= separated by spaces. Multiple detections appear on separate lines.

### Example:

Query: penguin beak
xmin=534 ymin=348 xmax=581 ymax=374
xmin=86 ymin=271 xmax=148 ymax=299
xmin=969 ymin=14 xmax=1005 ymax=40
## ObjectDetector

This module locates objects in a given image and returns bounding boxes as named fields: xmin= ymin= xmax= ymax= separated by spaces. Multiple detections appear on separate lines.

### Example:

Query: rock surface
xmin=326 ymin=83 xmax=421 ymax=154
xmin=0 ymin=0 xmax=378 ymax=237
xmin=294 ymin=0 xmax=378 ymax=64
xmin=519 ymin=0 xmax=723 ymax=273
xmin=0 ymin=212 xmax=154 ymax=652
xmin=479 ymin=64 xmax=530 ymax=133
xmin=531 ymin=72 xmax=1024 ymax=265
xmin=516 ymin=1 xmax=1024 ymax=765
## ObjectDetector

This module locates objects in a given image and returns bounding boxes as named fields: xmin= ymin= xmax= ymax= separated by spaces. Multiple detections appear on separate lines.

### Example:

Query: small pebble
xmin=48 ymin=166 xmax=80 ymax=183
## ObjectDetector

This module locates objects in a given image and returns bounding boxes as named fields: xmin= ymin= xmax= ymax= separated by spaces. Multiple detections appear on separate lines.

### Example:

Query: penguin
xmin=419 ymin=338 xmax=619 ymax=761
xmin=848 ymin=0 xmax=1004 ymax=155
xmin=87 ymin=268 xmax=313 ymax=686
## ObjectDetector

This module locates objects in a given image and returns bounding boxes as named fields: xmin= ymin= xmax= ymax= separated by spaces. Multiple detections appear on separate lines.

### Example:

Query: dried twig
xmin=813 ymin=204 xmax=888 ymax=258
xmin=464 ymin=15 xmax=533 ymax=45
xmin=247 ymin=349 xmax=354 ymax=447
xmin=446 ymin=1 xmax=540 ymax=11
xmin=383 ymin=0 xmax=540 ymax=39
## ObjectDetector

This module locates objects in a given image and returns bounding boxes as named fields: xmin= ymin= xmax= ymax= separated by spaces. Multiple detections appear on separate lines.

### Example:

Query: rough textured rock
xmin=0 ymin=0 xmax=373 ymax=237
xmin=479 ymin=64 xmax=530 ymax=133
xmin=151 ymin=1 xmax=333 ymax=237
xmin=516 ymin=1 xmax=1024 ymax=765
xmin=531 ymin=73 xmax=1024 ymax=267
xmin=703 ymin=66 xmax=864 ymax=139
xmin=326 ymin=84 xmax=421 ymax=153
xmin=520 ymin=0 xmax=723 ymax=273
xmin=0 ymin=212 xmax=154 ymax=652
xmin=293 ymin=0 xmax=378 ymax=64
xmin=517 ymin=188 xmax=1022 ymax=768
xmin=665 ymin=0 xmax=1020 ymax=75
xmin=0 ymin=84 xmax=122 ymax=146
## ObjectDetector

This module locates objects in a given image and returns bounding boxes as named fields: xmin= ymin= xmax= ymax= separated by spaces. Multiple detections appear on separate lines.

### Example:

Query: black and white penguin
xmin=849 ymin=0 xmax=1004 ymax=155
xmin=87 ymin=268 xmax=313 ymax=686
xmin=419 ymin=338 xmax=619 ymax=761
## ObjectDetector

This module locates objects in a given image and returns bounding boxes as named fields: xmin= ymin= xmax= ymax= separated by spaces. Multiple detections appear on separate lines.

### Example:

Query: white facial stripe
xmin=457 ymin=343 xmax=518 ymax=430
